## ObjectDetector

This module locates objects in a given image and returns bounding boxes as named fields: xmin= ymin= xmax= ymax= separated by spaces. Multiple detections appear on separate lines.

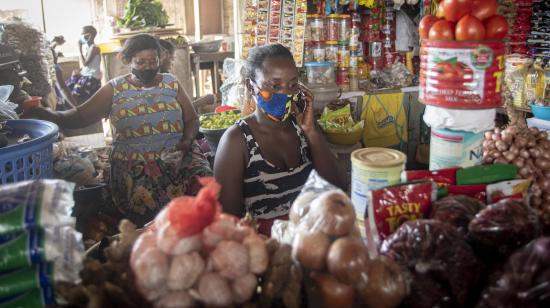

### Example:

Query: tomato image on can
xmin=419 ymin=40 xmax=505 ymax=109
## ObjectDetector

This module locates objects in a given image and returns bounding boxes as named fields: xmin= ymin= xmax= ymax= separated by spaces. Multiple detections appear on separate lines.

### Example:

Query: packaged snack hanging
xmin=524 ymin=59 xmax=546 ymax=103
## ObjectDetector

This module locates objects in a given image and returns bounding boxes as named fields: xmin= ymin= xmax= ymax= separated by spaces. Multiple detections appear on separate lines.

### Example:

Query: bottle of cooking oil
xmin=524 ymin=58 xmax=545 ymax=103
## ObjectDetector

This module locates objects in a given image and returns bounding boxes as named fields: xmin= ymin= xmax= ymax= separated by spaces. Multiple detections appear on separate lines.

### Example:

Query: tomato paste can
xmin=419 ymin=40 xmax=506 ymax=109
xmin=336 ymin=68 xmax=350 ymax=91
xmin=369 ymin=41 xmax=382 ymax=57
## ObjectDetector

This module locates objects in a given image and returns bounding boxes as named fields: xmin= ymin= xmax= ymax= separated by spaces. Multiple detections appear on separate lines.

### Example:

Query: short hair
xmin=82 ymin=25 xmax=97 ymax=37
xmin=53 ymin=35 xmax=65 ymax=44
xmin=244 ymin=44 xmax=295 ymax=82
xmin=118 ymin=34 xmax=162 ymax=64
xmin=159 ymin=39 xmax=175 ymax=55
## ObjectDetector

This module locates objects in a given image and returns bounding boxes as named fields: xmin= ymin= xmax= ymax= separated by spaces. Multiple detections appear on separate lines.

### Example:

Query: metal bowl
xmin=190 ymin=39 xmax=223 ymax=53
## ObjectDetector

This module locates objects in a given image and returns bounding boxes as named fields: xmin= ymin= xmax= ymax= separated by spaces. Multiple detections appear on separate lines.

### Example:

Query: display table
xmin=190 ymin=51 xmax=235 ymax=97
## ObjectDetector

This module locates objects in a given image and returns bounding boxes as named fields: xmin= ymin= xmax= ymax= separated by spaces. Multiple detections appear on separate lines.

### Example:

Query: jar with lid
xmin=349 ymin=69 xmax=359 ymax=91
xmin=357 ymin=58 xmax=370 ymax=81
xmin=327 ymin=15 xmax=340 ymax=41
xmin=309 ymin=15 xmax=325 ymax=42
xmin=304 ymin=42 xmax=315 ymax=63
xmin=350 ymin=51 xmax=359 ymax=69
xmin=337 ymin=43 xmax=350 ymax=68
xmin=325 ymin=41 xmax=339 ymax=63
xmin=337 ymin=68 xmax=350 ymax=91
xmin=313 ymin=43 xmax=326 ymax=62
xmin=339 ymin=15 xmax=351 ymax=42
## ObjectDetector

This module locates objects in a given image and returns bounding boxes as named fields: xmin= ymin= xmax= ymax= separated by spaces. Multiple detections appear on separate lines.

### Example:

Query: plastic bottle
xmin=524 ymin=59 xmax=545 ymax=103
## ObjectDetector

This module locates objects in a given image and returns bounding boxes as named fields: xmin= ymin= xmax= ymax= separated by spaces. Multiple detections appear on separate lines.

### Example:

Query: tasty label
xmin=368 ymin=182 xmax=434 ymax=243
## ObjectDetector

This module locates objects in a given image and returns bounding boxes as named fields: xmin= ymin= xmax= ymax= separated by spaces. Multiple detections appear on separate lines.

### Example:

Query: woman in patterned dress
xmin=24 ymin=34 xmax=212 ymax=226
xmin=214 ymin=44 xmax=345 ymax=235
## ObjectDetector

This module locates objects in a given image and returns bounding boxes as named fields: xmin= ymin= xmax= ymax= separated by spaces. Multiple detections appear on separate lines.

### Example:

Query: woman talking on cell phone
xmin=214 ymin=44 xmax=345 ymax=235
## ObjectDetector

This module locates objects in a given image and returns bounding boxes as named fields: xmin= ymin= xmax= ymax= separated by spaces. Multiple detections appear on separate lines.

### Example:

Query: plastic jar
xmin=305 ymin=62 xmax=336 ymax=85
xmin=350 ymin=51 xmax=359 ymax=69
xmin=304 ymin=42 xmax=315 ymax=63
xmin=339 ymin=15 xmax=351 ymax=42
xmin=350 ymin=27 xmax=360 ymax=50
xmin=337 ymin=43 xmax=350 ymax=68
xmin=358 ymin=58 xmax=370 ymax=80
xmin=349 ymin=70 xmax=359 ymax=91
xmin=336 ymin=68 xmax=350 ymax=91
xmin=310 ymin=15 xmax=325 ymax=42
xmin=313 ymin=43 xmax=326 ymax=62
xmin=325 ymin=41 xmax=339 ymax=63
xmin=327 ymin=15 xmax=340 ymax=41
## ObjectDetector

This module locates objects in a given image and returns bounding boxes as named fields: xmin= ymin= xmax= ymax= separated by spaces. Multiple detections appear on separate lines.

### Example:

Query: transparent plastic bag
xmin=285 ymin=171 xmax=407 ymax=308
xmin=381 ymin=219 xmax=483 ymax=308
xmin=0 ymin=180 xmax=76 ymax=234
xmin=477 ymin=237 xmax=550 ymax=308
xmin=0 ymin=85 xmax=18 ymax=120
xmin=130 ymin=178 xmax=268 ymax=306
xmin=220 ymin=58 xmax=247 ymax=108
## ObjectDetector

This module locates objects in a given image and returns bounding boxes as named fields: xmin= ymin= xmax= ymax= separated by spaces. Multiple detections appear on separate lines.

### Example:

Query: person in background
xmin=48 ymin=35 xmax=77 ymax=110
xmin=24 ymin=34 xmax=212 ymax=227
xmin=214 ymin=44 xmax=345 ymax=235
xmin=49 ymin=35 xmax=65 ymax=65
xmin=159 ymin=39 xmax=176 ymax=74
xmin=158 ymin=38 xmax=216 ymax=130
xmin=66 ymin=25 xmax=101 ymax=105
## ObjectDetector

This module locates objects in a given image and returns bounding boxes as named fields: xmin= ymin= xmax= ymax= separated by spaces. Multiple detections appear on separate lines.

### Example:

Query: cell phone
xmin=294 ymin=91 xmax=307 ymax=113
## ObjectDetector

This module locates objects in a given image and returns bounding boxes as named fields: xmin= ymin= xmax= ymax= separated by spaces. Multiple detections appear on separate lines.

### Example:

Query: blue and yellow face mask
xmin=254 ymin=87 xmax=303 ymax=122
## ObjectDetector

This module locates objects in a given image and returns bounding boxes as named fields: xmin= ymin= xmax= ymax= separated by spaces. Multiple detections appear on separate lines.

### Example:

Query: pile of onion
xmin=482 ymin=126 xmax=550 ymax=228
xmin=289 ymin=191 xmax=407 ymax=308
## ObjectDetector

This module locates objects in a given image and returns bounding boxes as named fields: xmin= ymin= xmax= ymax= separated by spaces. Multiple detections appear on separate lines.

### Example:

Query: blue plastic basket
xmin=529 ymin=103 xmax=550 ymax=121
xmin=0 ymin=119 xmax=59 ymax=184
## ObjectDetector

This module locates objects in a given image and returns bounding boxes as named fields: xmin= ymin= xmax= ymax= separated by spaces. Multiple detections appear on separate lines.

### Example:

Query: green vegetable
xmin=318 ymin=105 xmax=364 ymax=133
xmin=456 ymin=164 xmax=518 ymax=185
xmin=200 ymin=111 xmax=241 ymax=130
xmin=117 ymin=0 xmax=169 ymax=29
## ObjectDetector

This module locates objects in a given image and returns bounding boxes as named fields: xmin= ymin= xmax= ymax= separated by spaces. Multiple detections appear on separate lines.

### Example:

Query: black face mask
xmin=132 ymin=68 xmax=158 ymax=84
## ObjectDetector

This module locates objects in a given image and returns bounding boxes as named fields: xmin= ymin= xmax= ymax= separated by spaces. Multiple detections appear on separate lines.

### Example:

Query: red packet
xmin=401 ymin=167 xmax=461 ymax=188
xmin=368 ymin=181 xmax=437 ymax=246
xmin=447 ymin=184 xmax=487 ymax=203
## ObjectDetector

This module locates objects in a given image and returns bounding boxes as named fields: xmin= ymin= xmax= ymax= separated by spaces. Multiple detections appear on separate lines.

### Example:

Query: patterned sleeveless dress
xmin=236 ymin=118 xmax=313 ymax=234
xmin=109 ymin=73 xmax=212 ymax=226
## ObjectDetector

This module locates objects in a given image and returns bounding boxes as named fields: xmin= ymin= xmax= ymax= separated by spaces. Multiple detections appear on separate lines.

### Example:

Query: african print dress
xmin=109 ymin=73 xmax=212 ymax=226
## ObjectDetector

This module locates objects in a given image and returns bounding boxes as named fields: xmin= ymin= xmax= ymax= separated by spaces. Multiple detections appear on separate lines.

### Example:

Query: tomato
xmin=429 ymin=20 xmax=455 ymax=40
xmin=471 ymin=0 xmax=497 ymax=21
xmin=419 ymin=15 xmax=441 ymax=40
xmin=484 ymin=15 xmax=509 ymax=40
xmin=440 ymin=0 xmax=472 ymax=22
xmin=455 ymin=15 xmax=486 ymax=41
